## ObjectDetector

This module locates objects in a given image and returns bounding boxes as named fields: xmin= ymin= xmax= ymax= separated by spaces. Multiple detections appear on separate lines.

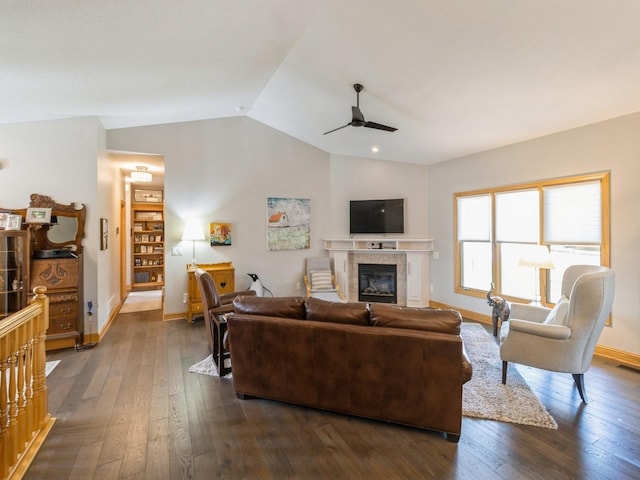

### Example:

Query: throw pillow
xmin=544 ymin=296 xmax=570 ymax=326
xmin=310 ymin=270 xmax=334 ymax=290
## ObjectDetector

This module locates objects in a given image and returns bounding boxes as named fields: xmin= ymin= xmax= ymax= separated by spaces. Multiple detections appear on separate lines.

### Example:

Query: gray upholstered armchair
xmin=500 ymin=265 xmax=615 ymax=403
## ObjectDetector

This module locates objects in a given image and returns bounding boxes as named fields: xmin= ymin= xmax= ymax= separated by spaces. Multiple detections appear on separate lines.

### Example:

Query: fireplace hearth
xmin=358 ymin=263 xmax=397 ymax=304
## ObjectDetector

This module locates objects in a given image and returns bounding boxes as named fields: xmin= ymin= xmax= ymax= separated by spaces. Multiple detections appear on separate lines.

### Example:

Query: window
xmin=454 ymin=172 xmax=610 ymax=305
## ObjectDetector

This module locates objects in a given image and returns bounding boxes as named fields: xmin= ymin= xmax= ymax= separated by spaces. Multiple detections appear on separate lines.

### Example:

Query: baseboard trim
xmin=163 ymin=312 xmax=187 ymax=322
xmin=429 ymin=300 xmax=640 ymax=370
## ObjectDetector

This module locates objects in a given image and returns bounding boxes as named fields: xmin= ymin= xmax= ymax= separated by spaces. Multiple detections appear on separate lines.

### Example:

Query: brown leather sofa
xmin=227 ymin=296 xmax=473 ymax=442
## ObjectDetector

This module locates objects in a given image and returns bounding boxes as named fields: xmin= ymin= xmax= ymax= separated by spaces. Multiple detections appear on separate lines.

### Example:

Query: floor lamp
xmin=518 ymin=245 xmax=555 ymax=306
xmin=182 ymin=220 xmax=205 ymax=270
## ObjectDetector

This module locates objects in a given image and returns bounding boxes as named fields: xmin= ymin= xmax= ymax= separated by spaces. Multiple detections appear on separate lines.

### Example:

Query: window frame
xmin=454 ymin=171 xmax=610 ymax=305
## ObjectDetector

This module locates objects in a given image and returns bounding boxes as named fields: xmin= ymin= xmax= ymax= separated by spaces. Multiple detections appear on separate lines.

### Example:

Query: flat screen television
xmin=349 ymin=199 xmax=404 ymax=234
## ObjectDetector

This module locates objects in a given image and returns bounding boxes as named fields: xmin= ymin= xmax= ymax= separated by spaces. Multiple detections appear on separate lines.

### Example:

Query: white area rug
xmin=45 ymin=360 xmax=60 ymax=377
xmin=120 ymin=290 xmax=163 ymax=313
xmin=461 ymin=322 xmax=558 ymax=429
xmin=188 ymin=354 xmax=232 ymax=379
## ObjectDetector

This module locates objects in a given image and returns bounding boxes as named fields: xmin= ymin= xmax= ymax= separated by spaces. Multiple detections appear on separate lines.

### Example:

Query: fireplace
xmin=358 ymin=263 xmax=397 ymax=304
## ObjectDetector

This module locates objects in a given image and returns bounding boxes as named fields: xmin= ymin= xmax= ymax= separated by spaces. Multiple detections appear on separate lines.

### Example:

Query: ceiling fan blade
xmin=363 ymin=121 xmax=397 ymax=132
xmin=323 ymin=123 xmax=351 ymax=135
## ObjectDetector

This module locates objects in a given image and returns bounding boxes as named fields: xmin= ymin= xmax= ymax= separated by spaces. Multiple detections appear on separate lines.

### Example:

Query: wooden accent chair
xmin=303 ymin=256 xmax=346 ymax=302
xmin=194 ymin=268 xmax=255 ymax=376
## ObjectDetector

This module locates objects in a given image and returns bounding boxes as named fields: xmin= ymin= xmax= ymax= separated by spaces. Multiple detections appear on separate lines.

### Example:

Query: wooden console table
xmin=186 ymin=262 xmax=235 ymax=323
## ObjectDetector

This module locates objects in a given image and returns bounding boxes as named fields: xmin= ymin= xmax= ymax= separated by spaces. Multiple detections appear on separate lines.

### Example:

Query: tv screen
xmin=350 ymin=199 xmax=404 ymax=234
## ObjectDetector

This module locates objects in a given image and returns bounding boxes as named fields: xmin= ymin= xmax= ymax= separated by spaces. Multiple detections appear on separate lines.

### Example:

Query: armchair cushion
xmin=310 ymin=270 xmax=334 ymax=290
xmin=543 ymin=296 xmax=570 ymax=326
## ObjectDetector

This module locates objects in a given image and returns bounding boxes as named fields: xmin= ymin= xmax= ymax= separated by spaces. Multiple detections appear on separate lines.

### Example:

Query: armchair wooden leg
xmin=502 ymin=361 xmax=508 ymax=384
xmin=572 ymin=373 xmax=589 ymax=403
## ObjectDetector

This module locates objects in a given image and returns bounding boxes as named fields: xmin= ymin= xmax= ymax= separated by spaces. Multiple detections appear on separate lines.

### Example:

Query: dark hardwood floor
xmin=24 ymin=307 xmax=640 ymax=479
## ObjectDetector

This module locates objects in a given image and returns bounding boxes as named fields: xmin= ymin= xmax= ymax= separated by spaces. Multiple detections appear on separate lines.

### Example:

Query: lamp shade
xmin=518 ymin=245 xmax=555 ymax=269
xmin=182 ymin=220 xmax=205 ymax=241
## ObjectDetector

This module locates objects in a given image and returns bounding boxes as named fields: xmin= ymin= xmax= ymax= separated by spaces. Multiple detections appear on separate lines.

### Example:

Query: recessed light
xmin=371 ymin=146 xmax=379 ymax=153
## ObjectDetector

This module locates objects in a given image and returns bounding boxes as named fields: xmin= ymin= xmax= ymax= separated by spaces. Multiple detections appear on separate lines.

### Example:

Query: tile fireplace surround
xmin=351 ymin=253 xmax=406 ymax=305
xmin=324 ymin=239 xmax=433 ymax=307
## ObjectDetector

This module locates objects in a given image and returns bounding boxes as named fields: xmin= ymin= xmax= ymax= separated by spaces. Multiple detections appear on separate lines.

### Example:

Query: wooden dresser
xmin=31 ymin=255 xmax=83 ymax=350
xmin=186 ymin=262 xmax=235 ymax=323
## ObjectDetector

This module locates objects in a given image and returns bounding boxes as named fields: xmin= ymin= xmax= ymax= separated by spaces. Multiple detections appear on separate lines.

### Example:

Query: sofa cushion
xmin=304 ymin=297 xmax=370 ymax=326
xmin=310 ymin=270 xmax=334 ymax=290
xmin=543 ymin=296 xmax=570 ymax=326
xmin=232 ymin=296 xmax=306 ymax=320
xmin=370 ymin=304 xmax=461 ymax=335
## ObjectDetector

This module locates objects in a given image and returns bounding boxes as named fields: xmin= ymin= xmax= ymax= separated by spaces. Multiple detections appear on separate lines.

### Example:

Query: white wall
xmin=428 ymin=111 xmax=640 ymax=356
xmin=328 ymin=154 xmax=429 ymax=238
xmin=97 ymin=127 xmax=123 ymax=333
xmin=0 ymin=117 xmax=103 ymax=335
xmin=107 ymin=116 xmax=331 ymax=316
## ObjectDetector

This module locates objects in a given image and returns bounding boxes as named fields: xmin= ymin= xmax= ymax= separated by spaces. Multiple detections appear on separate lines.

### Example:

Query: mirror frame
xmin=14 ymin=194 xmax=87 ymax=254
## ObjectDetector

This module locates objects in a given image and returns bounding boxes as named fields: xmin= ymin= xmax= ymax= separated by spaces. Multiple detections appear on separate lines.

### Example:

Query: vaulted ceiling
xmin=2 ymin=1 xmax=640 ymax=165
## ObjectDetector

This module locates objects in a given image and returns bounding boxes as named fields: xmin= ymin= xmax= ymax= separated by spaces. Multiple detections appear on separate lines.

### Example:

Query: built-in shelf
xmin=324 ymin=238 xmax=434 ymax=253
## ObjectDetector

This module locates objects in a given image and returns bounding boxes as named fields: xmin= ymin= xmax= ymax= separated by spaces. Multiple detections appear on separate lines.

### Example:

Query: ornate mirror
xmin=26 ymin=194 xmax=86 ymax=254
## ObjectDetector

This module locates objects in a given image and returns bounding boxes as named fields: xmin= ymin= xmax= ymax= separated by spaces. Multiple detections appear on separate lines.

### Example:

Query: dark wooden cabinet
xmin=31 ymin=256 xmax=83 ymax=350
xmin=0 ymin=230 xmax=30 ymax=320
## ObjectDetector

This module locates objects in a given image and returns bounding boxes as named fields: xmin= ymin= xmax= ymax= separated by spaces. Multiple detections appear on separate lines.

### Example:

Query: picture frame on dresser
xmin=0 ymin=211 xmax=9 ymax=229
xmin=5 ymin=214 xmax=22 ymax=231
xmin=26 ymin=207 xmax=52 ymax=224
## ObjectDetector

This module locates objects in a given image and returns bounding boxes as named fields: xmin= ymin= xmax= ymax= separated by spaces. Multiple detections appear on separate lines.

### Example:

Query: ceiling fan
xmin=323 ymin=83 xmax=397 ymax=135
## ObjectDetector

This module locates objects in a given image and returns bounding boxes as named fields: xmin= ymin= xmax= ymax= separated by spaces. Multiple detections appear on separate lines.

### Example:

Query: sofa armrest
xmin=219 ymin=290 xmax=256 ymax=306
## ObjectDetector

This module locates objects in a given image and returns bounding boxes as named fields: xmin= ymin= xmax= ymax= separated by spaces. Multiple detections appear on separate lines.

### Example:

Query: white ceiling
xmin=3 ymin=0 xmax=640 ymax=165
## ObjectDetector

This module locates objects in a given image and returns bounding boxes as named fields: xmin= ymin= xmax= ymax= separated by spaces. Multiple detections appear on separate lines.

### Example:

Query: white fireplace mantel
xmin=324 ymin=238 xmax=434 ymax=253
xmin=324 ymin=239 xmax=434 ymax=307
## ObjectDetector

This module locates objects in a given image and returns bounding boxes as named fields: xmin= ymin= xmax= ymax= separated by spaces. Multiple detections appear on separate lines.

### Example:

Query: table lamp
xmin=182 ymin=220 xmax=205 ymax=270
xmin=518 ymin=245 xmax=555 ymax=305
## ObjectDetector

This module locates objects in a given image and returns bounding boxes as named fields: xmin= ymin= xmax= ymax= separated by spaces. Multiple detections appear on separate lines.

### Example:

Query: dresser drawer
xmin=49 ymin=301 xmax=79 ymax=321
xmin=48 ymin=302 xmax=79 ymax=335
xmin=48 ymin=292 xmax=79 ymax=304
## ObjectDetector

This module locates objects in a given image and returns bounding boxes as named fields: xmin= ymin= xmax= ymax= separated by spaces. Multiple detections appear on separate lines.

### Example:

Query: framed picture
xmin=134 ymin=189 xmax=163 ymax=203
xmin=100 ymin=218 xmax=108 ymax=250
xmin=26 ymin=207 xmax=52 ymax=224
xmin=266 ymin=197 xmax=310 ymax=251
xmin=6 ymin=214 xmax=23 ymax=231
xmin=0 ymin=211 xmax=10 ymax=229
xmin=210 ymin=222 xmax=232 ymax=246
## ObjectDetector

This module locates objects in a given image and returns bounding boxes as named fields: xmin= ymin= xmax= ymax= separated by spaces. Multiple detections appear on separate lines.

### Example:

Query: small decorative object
xmin=210 ymin=222 xmax=232 ymax=246
xmin=25 ymin=207 xmax=52 ymax=224
xmin=12 ymin=278 xmax=18 ymax=291
xmin=134 ymin=189 xmax=163 ymax=203
xmin=100 ymin=218 xmax=108 ymax=250
xmin=486 ymin=282 xmax=511 ymax=337
xmin=5 ymin=214 xmax=22 ymax=231
xmin=266 ymin=197 xmax=310 ymax=251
